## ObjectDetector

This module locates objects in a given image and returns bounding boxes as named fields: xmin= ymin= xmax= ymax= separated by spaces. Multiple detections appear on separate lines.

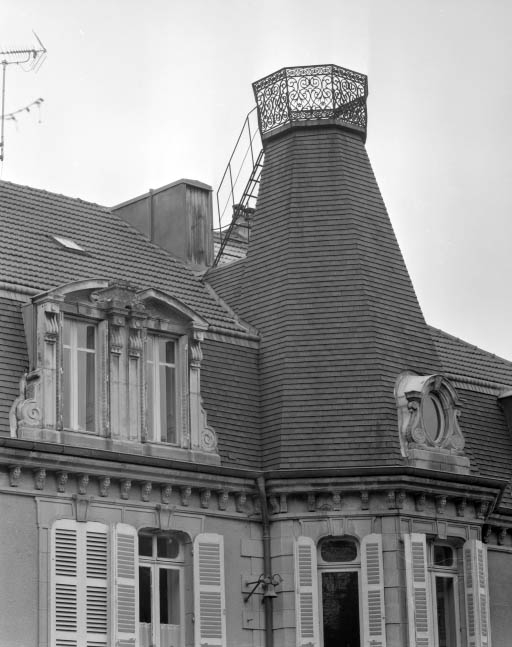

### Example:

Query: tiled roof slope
xmin=201 ymin=338 xmax=261 ymax=469
xmin=0 ymin=180 xmax=243 ymax=334
xmin=225 ymin=125 xmax=442 ymax=470
xmin=457 ymin=388 xmax=512 ymax=510
xmin=430 ymin=327 xmax=512 ymax=510
xmin=0 ymin=298 xmax=28 ymax=435
xmin=206 ymin=258 xmax=248 ymax=310
xmin=430 ymin=326 xmax=512 ymax=385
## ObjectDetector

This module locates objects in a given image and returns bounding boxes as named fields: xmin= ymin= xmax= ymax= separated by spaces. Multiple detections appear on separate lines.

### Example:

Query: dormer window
xmin=13 ymin=279 xmax=219 ymax=464
xmin=62 ymin=318 xmax=97 ymax=432
xmin=395 ymin=371 xmax=469 ymax=473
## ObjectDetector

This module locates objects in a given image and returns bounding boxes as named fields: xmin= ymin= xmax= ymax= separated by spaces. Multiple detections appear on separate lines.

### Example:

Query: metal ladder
xmin=211 ymin=107 xmax=264 ymax=269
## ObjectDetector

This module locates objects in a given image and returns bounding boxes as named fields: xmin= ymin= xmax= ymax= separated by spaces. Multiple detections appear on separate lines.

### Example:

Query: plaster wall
xmin=7 ymin=493 xmax=264 ymax=647
xmin=0 ymin=493 xmax=38 ymax=647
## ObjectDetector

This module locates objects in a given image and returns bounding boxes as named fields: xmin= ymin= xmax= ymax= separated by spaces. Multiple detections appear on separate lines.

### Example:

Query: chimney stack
xmin=113 ymin=178 xmax=214 ymax=270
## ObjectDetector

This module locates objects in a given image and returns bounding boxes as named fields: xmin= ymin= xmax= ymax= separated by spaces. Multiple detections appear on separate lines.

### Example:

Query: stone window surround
xmin=10 ymin=278 xmax=219 ymax=465
xmin=395 ymin=371 xmax=469 ymax=474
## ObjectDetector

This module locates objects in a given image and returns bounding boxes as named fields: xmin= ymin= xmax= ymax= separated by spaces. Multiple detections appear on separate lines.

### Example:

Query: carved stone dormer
xmin=395 ymin=372 xmax=469 ymax=474
xmin=13 ymin=278 xmax=219 ymax=465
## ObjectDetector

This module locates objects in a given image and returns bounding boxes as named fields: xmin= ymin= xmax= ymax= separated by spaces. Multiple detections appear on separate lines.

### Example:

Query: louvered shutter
xmin=294 ymin=536 xmax=320 ymax=647
xmin=361 ymin=534 xmax=387 ymax=647
xmin=193 ymin=533 xmax=227 ymax=647
xmin=112 ymin=523 xmax=138 ymax=647
xmin=51 ymin=520 xmax=109 ymax=647
xmin=52 ymin=520 xmax=79 ymax=647
xmin=85 ymin=524 xmax=109 ymax=647
xmin=464 ymin=539 xmax=491 ymax=647
xmin=403 ymin=533 xmax=434 ymax=647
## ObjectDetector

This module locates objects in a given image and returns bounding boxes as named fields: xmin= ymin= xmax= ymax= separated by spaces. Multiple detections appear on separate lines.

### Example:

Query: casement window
xmin=294 ymin=534 xmax=386 ymax=647
xmin=50 ymin=520 xmax=225 ymax=647
xmin=146 ymin=335 xmax=179 ymax=444
xmin=431 ymin=543 xmax=460 ymax=647
xmin=62 ymin=317 xmax=98 ymax=432
xmin=138 ymin=530 xmax=185 ymax=647
xmin=404 ymin=533 xmax=491 ymax=647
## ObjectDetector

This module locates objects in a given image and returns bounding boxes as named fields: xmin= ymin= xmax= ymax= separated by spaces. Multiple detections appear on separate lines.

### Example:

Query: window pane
xmin=63 ymin=319 xmax=71 ymax=346
xmin=321 ymin=571 xmax=360 ymax=647
xmin=138 ymin=534 xmax=153 ymax=557
xmin=422 ymin=393 xmax=443 ymax=442
xmin=146 ymin=352 xmax=154 ymax=441
xmin=160 ymin=364 xmax=176 ymax=444
xmin=77 ymin=349 xmax=96 ymax=430
xmin=139 ymin=566 xmax=152 ymax=623
xmin=320 ymin=538 xmax=357 ymax=562
xmin=75 ymin=322 xmax=96 ymax=350
xmin=436 ymin=577 xmax=456 ymax=647
xmin=164 ymin=340 xmax=175 ymax=364
xmin=157 ymin=535 xmax=180 ymax=559
xmin=63 ymin=347 xmax=71 ymax=428
xmin=159 ymin=568 xmax=180 ymax=625
xmin=434 ymin=545 xmax=454 ymax=567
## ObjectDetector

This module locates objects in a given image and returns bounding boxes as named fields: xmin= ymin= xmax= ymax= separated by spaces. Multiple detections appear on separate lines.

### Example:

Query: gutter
xmin=257 ymin=475 xmax=274 ymax=647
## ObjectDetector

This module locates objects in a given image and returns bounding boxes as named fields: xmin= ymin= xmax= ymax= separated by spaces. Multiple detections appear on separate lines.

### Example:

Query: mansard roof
xmin=0 ymin=180 xmax=244 ymax=335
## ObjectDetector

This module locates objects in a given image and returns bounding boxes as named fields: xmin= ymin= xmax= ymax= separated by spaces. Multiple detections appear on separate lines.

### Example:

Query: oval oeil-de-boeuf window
xmin=422 ymin=393 xmax=445 ymax=443
xmin=320 ymin=537 xmax=358 ymax=562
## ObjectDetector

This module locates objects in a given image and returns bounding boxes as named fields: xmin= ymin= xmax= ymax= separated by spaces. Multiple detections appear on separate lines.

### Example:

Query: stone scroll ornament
xmin=9 ymin=373 xmax=42 ymax=437
xmin=395 ymin=372 xmax=466 ymax=458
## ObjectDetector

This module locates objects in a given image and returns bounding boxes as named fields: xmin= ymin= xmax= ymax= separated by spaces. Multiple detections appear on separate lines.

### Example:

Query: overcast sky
xmin=3 ymin=0 xmax=512 ymax=361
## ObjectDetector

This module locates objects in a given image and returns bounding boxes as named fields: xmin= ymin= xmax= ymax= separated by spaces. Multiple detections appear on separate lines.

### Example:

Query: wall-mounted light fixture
xmin=244 ymin=573 xmax=283 ymax=602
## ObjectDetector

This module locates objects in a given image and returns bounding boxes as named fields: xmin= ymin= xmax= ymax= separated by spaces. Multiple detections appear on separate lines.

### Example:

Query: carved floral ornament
xmin=395 ymin=372 xmax=466 ymax=460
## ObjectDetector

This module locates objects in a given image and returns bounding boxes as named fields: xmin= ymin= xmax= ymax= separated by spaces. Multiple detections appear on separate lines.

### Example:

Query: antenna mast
xmin=0 ymin=31 xmax=47 ymax=162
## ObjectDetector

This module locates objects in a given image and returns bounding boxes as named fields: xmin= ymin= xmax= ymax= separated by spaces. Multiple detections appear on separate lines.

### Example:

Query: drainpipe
xmin=257 ymin=475 xmax=274 ymax=647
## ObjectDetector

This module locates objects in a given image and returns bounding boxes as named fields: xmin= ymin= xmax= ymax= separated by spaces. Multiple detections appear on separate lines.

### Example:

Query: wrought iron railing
xmin=252 ymin=64 xmax=368 ymax=138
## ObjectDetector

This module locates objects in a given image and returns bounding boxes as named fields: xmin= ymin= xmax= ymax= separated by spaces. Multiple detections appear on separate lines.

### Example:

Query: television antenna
xmin=0 ymin=31 xmax=47 ymax=162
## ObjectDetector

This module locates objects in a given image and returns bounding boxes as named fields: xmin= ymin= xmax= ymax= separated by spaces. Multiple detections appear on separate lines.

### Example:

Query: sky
xmin=3 ymin=0 xmax=512 ymax=361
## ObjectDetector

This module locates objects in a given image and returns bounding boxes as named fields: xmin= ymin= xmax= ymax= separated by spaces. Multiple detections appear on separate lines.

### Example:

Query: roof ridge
xmin=0 ymin=179 xmax=110 ymax=211
xmin=429 ymin=325 xmax=512 ymax=368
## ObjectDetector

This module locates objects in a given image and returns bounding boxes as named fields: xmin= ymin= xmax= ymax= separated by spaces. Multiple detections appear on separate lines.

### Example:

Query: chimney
xmin=112 ymin=178 xmax=214 ymax=270
xmin=232 ymin=64 xmax=442 ymax=470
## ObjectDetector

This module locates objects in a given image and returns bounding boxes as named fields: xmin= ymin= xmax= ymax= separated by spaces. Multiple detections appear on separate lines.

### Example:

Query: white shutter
xmin=51 ymin=520 xmax=108 ymax=647
xmin=85 ymin=524 xmax=109 ymax=647
xmin=193 ymin=533 xmax=227 ymax=647
xmin=403 ymin=533 xmax=434 ymax=647
xmin=361 ymin=534 xmax=387 ymax=647
xmin=52 ymin=520 xmax=79 ymax=647
xmin=464 ymin=539 xmax=491 ymax=647
xmin=294 ymin=536 xmax=320 ymax=647
xmin=112 ymin=523 xmax=138 ymax=647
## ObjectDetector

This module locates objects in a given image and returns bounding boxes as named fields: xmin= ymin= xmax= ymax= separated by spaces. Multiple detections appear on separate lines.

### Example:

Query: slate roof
xmin=430 ymin=326 xmax=512 ymax=386
xmin=0 ymin=297 xmax=28 ymax=435
xmin=209 ymin=124 xmax=443 ymax=471
xmin=430 ymin=326 xmax=512 ymax=510
xmin=0 ymin=180 xmax=244 ymax=334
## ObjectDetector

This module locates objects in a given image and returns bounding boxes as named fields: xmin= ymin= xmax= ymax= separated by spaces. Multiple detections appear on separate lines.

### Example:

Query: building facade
xmin=1 ymin=64 xmax=512 ymax=647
